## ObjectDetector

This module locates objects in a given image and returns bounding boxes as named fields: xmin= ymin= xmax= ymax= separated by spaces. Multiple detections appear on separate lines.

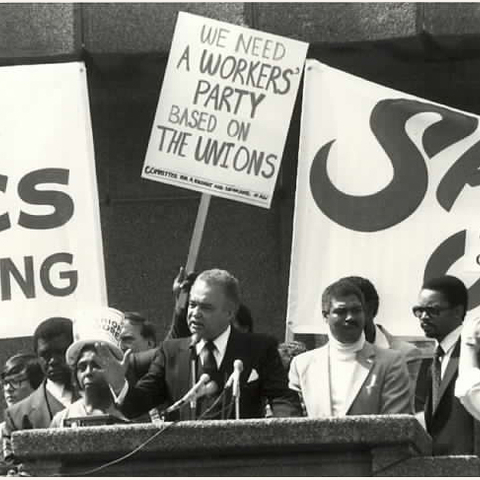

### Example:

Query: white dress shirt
xmin=46 ymin=379 xmax=73 ymax=407
xmin=115 ymin=326 xmax=232 ymax=404
xmin=195 ymin=325 xmax=231 ymax=368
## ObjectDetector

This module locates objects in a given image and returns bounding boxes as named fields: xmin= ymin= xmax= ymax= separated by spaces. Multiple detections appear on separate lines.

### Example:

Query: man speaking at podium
xmin=102 ymin=269 xmax=301 ymax=420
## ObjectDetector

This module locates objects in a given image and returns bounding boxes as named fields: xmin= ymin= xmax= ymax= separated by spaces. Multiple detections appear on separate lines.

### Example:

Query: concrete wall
xmin=1 ymin=2 xmax=480 ymax=389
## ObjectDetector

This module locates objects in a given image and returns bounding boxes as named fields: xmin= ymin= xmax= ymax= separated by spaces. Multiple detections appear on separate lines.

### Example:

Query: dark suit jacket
xmin=424 ymin=339 xmax=480 ymax=455
xmin=4 ymin=382 xmax=66 ymax=431
xmin=128 ymin=348 xmax=158 ymax=385
xmin=121 ymin=329 xmax=301 ymax=420
xmin=3 ymin=381 xmax=76 ymax=463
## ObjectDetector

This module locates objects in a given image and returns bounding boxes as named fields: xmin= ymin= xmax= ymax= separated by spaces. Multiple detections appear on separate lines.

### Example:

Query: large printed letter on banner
xmin=288 ymin=60 xmax=480 ymax=336
xmin=142 ymin=12 xmax=308 ymax=209
xmin=0 ymin=62 xmax=106 ymax=338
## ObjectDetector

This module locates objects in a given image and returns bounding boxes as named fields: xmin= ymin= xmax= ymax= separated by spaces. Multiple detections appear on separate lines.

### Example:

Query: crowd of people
xmin=1 ymin=267 xmax=480 ymax=473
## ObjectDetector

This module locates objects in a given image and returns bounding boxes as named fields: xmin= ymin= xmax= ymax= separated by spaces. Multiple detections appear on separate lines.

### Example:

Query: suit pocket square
xmin=247 ymin=369 xmax=259 ymax=383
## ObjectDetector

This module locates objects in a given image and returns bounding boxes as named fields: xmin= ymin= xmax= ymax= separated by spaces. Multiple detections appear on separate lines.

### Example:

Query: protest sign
xmin=142 ymin=12 xmax=308 ymax=208
xmin=0 ymin=62 xmax=107 ymax=338
xmin=288 ymin=60 xmax=480 ymax=336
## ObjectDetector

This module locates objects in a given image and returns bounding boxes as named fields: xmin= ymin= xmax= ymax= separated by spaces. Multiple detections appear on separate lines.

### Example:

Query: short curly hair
xmin=422 ymin=275 xmax=468 ymax=318
xmin=343 ymin=276 xmax=379 ymax=318
xmin=322 ymin=278 xmax=365 ymax=315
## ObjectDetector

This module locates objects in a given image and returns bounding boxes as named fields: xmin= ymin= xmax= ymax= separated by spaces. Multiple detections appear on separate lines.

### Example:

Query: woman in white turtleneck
xmin=288 ymin=279 xmax=413 ymax=418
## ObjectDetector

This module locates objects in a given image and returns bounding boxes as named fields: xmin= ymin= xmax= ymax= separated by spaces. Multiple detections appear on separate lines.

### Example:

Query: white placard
xmin=0 ymin=62 xmax=107 ymax=338
xmin=465 ymin=230 xmax=480 ymax=273
xmin=142 ymin=12 xmax=308 ymax=208
xmin=288 ymin=60 xmax=480 ymax=336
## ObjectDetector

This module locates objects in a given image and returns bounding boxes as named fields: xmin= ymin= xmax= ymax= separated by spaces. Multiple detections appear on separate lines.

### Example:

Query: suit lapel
xmin=434 ymin=339 xmax=460 ymax=415
xmin=177 ymin=338 xmax=195 ymax=399
xmin=220 ymin=328 xmax=245 ymax=386
xmin=342 ymin=343 xmax=375 ymax=415
xmin=316 ymin=346 xmax=332 ymax=416
xmin=34 ymin=383 xmax=64 ymax=426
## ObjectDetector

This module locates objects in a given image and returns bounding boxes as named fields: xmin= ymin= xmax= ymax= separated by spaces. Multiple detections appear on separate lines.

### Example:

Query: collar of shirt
xmin=196 ymin=324 xmax=231 ymax=367
xmin=46 ymin=379 xmax=73 ymax=407
xmin=437 ymin=324 xmax=462 ymax=377
xmin=374 ymin=324 xmax=390 ymax=350
xmin=439 ymin=324 xmax=462 ymax=356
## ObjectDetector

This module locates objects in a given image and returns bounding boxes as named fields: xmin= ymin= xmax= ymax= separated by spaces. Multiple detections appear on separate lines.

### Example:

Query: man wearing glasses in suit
xmin=413 ymin=275 xmax=479 ymax=455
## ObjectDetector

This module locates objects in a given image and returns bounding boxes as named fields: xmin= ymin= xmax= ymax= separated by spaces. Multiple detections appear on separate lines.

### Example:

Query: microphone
xmin=189 ymin=332 xmax=201 ymax=349
xmin=163 ymin=374 xmax=216 ymax=414
xmin=225 ymin=359 xmax=244 ymax=397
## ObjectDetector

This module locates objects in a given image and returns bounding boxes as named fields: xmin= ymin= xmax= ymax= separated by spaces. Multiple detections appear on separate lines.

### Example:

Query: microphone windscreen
xmin=204 ymin=380 xmax=218 ymax=396
xmin=233 ymin=359 xmax=244 ymax=372
xmin=189 ymin=332 xmax=201 ymax=349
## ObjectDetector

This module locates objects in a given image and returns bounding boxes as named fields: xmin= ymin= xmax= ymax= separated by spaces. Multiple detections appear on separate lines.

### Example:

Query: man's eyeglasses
xmin=1 ymin=376 xmax=28 ymax=389
xmin=330 ymin=306 xmax=363 ymax=317
xmin=412 ymin=305 xmax=451 ymax=318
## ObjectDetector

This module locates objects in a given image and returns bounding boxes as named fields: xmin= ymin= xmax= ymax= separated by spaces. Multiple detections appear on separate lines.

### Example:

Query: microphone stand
xmin=189 ymin=347 xmax=197 ymax=420
xmin=234 ymin=383 xmax=240 ymax=420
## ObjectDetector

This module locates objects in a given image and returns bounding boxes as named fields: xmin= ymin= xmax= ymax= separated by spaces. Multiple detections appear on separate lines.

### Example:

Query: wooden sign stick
xmin=185 ymin=193 xmax=211 ymax=274
xmin=176 ymin=193 xmax=212 ymax=310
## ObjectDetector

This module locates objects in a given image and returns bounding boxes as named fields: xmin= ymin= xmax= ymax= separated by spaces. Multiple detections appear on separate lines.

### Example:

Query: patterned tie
xmin=431 ymin=345 xmax=444 ymax=410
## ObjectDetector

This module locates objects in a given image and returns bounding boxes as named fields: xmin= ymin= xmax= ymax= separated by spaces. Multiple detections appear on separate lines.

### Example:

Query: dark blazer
xmin=424 ymin=339 xmax=480 ymax=455
xmin=2 ymin=381 xmax=76 ymax=463
xmin=128 ymin=348 xmax=158 ymax=385
xmin=4 ymin=382 xmax=66 ymax=431
xmin=121 ymin=328 xmax=302 ymax=420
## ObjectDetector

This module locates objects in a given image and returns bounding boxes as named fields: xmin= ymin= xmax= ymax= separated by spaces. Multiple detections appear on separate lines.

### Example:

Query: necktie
xmin=201 ymin=341 xmax=218 ymax=377
xmin=431 ymin=345 xmax=444 ymax=409
xmin=198 ymin=341 xmax=219 ymax=419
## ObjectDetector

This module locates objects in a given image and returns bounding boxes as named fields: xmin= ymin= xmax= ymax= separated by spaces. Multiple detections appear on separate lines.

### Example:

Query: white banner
xmin=288 ymin=60 xmax=480 ymax=336
xmin=0 ymin=62 xmax=107 ymax=338
xmin=142 ymin=12 xmax=308 ymax=209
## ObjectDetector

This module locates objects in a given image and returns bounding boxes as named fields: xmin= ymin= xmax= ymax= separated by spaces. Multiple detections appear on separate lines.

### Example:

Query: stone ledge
xmin=378 ymin=455 xmax=480 ymax=477
xmin=13 ymin=415 xmax=431 ymax=461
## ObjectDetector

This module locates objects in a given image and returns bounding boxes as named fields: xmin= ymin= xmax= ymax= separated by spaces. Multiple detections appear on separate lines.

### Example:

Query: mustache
xmin=343 ymin=319 xmax=360 ymax=326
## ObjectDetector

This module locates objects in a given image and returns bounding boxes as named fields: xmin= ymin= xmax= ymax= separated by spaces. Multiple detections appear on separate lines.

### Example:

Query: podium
xmin=11 ymin=415 xmax=480 ymax=476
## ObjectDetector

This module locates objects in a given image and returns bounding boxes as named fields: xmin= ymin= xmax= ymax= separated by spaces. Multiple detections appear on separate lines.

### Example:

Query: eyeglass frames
xmin=412 ymin=305 xmax=451 ymax=318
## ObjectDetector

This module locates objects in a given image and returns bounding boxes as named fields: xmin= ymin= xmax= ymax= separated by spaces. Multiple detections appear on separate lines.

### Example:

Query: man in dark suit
xmin=4 ymin=318 xmax=75 ymax=432
xmin=103 ymin=268 xmax=301 ymax=420
xmin=413 ymin=275 xmax=479 ymax=455
xmin=3 ymin=317 xmax=76 ymax=464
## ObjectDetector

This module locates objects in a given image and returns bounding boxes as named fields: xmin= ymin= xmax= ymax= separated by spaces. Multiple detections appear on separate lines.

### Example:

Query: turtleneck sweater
xmin=328 ymin=331 xmax=365 ymax=416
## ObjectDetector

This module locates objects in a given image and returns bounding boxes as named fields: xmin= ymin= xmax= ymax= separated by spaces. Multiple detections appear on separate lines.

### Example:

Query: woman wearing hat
xmin=50 ymin=308 xmax=129 ymax=427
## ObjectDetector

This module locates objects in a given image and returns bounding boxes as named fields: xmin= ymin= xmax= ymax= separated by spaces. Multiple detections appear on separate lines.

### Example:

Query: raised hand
xmin=173 ymin=266 xmax=187 ymax=299
xmin=95 ymin=342 xmax=131 ymax=394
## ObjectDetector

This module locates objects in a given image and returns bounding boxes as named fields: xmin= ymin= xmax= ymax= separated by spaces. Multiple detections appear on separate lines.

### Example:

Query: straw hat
xmin=66 ymin=307 xmax=125 ymax=366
